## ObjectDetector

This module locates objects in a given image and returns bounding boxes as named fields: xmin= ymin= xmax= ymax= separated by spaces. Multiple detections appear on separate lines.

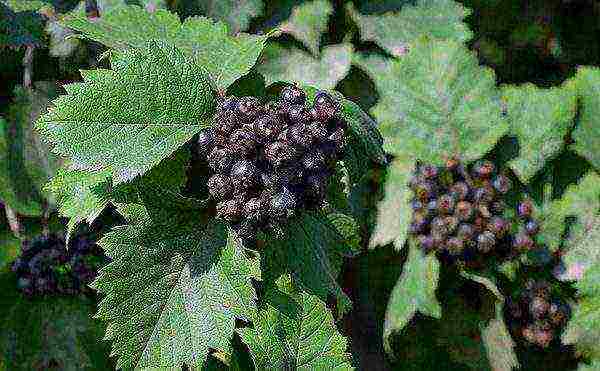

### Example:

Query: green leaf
xmin=0 ymin=3 xmax=44 ymax=48
xmin=572 ymin=67 xmax=600 ymax=170
xmin=384 ymin=242 xmax=441 ymax=353
xmin=578 ymin=361 xmax=600 ymax=371
xmin=347 ymin=0 xmax=472 ymax=58
xmin=62 ymin=4 xmax=269 ymax=90
xmin=0 ymin=229 xmax=20 ymax=271
xmin=480 ymin=304 xmax=519 ymax=371
xmin=262 ymin=212 xmax=353 ymax=316
xmin=173 ymin=0 xmax=263 ymax=34
xmin=539 ymin=172 xmax=600 ymax=257
xmin=280 ymin=0 xmax=333 ymax=55
xmin=258 ymin=43 xmax=352 ymax=90
xmin=93 ymin=208 xmax=257 ymax=370
xmin=238 ymin=277 xmax=353 ymax=370
xmin=0 ymin=274 xmax=113 ymax=371
xmin=0 ymin=0 xmax=47 ymax=12
xmin=370 ymin=155 xmax=415 ymax=250
xmin=0 ymin=83 xmax=62 ymax=216
xmin=501 ymin=83 xmax=577 ymax=183
xmin=36 ymin=40 xmax=215 ymax=185
xmin=373 ymin=38 xmax=508 ymax=165
xmin=352 ymin=52 xmax=395 ymax=95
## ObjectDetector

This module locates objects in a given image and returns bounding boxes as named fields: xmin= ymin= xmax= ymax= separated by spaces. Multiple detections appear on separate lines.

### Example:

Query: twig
xmin=5 ymin=205 xmax=21 ymax=239
xmin=23 ymin=45 xmax=34 ymax=89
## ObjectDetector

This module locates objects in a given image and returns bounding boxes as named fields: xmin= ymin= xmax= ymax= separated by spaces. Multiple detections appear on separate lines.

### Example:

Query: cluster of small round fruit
xmin=408 ymin=159 xmax=544 ymax=266
xmin=11 ymin=233 xmax=108 ymax=297
xmin=198 ymin=86 xmax=347 ymax=241
xmin=505 ymin=279 xmax=571 ymax=348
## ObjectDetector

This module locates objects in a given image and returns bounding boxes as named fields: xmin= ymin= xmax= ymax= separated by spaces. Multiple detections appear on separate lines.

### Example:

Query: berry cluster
xmin=198 ymin=86 xmax=347 ymax=241
xmin=408 ymin=160 xmax=516 ymax=264
xmin=11 ymin=233 xmax=108 ymax=297
xmin=505 ymin=279 xmax=571 ymax=348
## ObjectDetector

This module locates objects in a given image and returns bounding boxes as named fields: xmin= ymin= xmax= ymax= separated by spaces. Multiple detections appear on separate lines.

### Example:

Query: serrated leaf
xmin=326 ymin=212 xmax=361 ymax=252
xmin=370 ymin=155 xmax=415 ymax=250
xmin=258 ymin=43 xmax=352 ymax=90
xmin=262 ymin=212 xmax=353 ymax=316
xmin=0 ymin=83 xmax=62 ymax=216
xmin=352 ymin=52 xmax=395 ymax=94
xmin=540 ymin=172 xmax=600 ymax=260
xmin=97 ymin=0 xmax=167 ymax=14
xmin=373 ymin=38 xmax=508 ymax=165
xmin=501 ymin=83 xmax=577 ymax=183
xmin=280 ymin=0 xmax=332 ymax=55
xmin=0 ymin=0 xmax=46 ymax=12
xmin=0 ymin=274 xmax=113 ymax=371
xmin=36 ymin=40 xmax=215 ymax=184
xmin=0 ymin=3 xmax=44 ymax=48
xmin=384 ymin=242 xmax=441 ymax=353
xmin=572 ymin=67 xmax=600 ymax=170
xmin=238 ymin=278 xmax=353 ymax=370
xmin=174 ymin=0 xmax=263 ymax=34
xmin=93 ymin=207 xmax=257 ymax=370
xmin=480 ymin=304 xmax=519 ymax=371
xmin=62 ymin=4 xmax=269 ymax=89
xmin=347 ymin=0 xmax=472 ymax=58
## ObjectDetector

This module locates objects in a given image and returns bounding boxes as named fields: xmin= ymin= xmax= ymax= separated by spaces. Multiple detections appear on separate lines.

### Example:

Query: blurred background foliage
xmin=0 ymin=0 xmax=599 ymax=370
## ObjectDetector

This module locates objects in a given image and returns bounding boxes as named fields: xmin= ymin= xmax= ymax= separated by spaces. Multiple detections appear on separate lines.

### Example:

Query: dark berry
xmin=233 ymin=220 xmax=257 ymax=241
xmin=302 ymin=149 xmax=326 ymax=171
xmin=488 ymin=216 xmax=510 ymax=237
xmin=312 ymin=91 xmax=338 ymax=121
xmin=327 ymin=126 xmax=346 ymax=153
xmin=264 ymin=141 xmax=299 ymax=167
xmin=548 ymin=302 xmax=570 ymax=325
xmin=455 ymin=201 xmax=474 ymax=221
xmin=229 ymin=129 xmax=257 ymax=155
xmin=270 ymin=188 xmax=297 ymax=219
xmin=524 ymin=220 xmax=540 ymax=235
xmin=254 ymin=114 xmax=283 ymax=142
xmin=477 ymin=231 xmax=496 ymax=253
xmin=473 ymin=160 xmax=495 ymax=179
xmin=513 ymin=232 xmax=534 ymax=251
xmin=236 ymin=97 xmax=262 ymax=119
xmin=490 ymin=200 xmax=506 ymax=214
xmin=218 ymin=96 xmax=238 ymax=112
xmin=437 ymin=194 xmax=455 ymax=214
xmin=414 ymin=181 xmax=435 ymax=201
xmin=418 ymin=235 xmax=436 ymax=253
xmin=409 ymin=212 xmax=428 ymax=234
xmin=446 ymin=237 xmax=464 ymax=256
xmin=411 ymin=200 xmax=424 ymax=211
xmin=197 ymin=128 xmax=215 ymax=155
xmin=288 ymin=123 xmax=314 ymax=148
xmin=517 ymin=200 xmax=534 ymax=218
xmin=214 ymin=117 xmax=238 ymax=135
xmin=449 ymin=181 xmax=470 ymax=200
xmin=207 ymin=174 xmax=233 ymax=201
xmin=530 ymin=297 xmax=550 ymax=319
xmin=431 ymin=217 xmax=448 ymax=236
xmin=286 ymin=104 xmax=310 ymax=124
xmin=208 ymin=147 xmax=234 ymax=174
xmin=473 ymin=186 xmax=495 ymax=203
xmin=305 ymin=173 xmax=327 ymax=199
xmin=230 ymin=160 xmax=258 ymax=188
xmin=217 ymin=199 xmax=243 ymax=223
xmin=243 ymin=197 xmax=263 ymax=222
xmin=420 ymin=164 xmax=438 ymax=180
xmin=281 ymin=85 xmax=306 ymax=105
xmin=308 ymin=121 xmax=329 ymax=142
xmin=457 ymin=224 xmax=475 ymax=240
xmin=492 ymin=175 xmax=511 ymax=194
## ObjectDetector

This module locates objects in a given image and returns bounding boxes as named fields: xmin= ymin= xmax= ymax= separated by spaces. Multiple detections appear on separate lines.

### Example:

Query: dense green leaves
xmin=347 ymin=0 xmax=472 ymax=57
xmin=370 ymin=154 xmax=415 ymax=250
xmin=36 ymin=41 xmax=215 ymax=184
xmin=280 ymin=0 xmax=333 ymax=55
xmin=0 ymin=273 xmax=113 ymax=371
xmin=501 ymin=83 xmax=577 ymax=182
xmin=384 ymin=243 xmax=441 ymax=352
xmin=238 ymin=276 xmax=353 ymax=370
xmin=0 ymin=83 xmax=62 ymax=216
xmin=93 ymin=208 xmax=257 ymax=370
xmin=572 ymin=67 xmax=600 ymax=170
xmin=258 ymin=43 xmax=352 ymax=90
xmin=262 ymin=212 xmax=354 ymax=316
xmin=372 ymin=38 xmax=508 ymax=165
xmin=62 ymin=4 xmax=269 ymax=89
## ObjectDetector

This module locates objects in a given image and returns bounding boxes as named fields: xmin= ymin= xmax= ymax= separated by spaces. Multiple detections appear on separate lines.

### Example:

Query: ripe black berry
xmin=270 ymin=188 xmax=297 ymax=219
xmin=302 ymin=149 xmax=326 ymax=171
xmin=217 ymin=198 xmax=243 ymax=223
xmin=492 ymin=175 xmax=511 ymax=194
xmin=281 ymin=85 xmax=306 ymax=105
xmin=524 ymin=220 xmax=540 ymax=235
xmin=518 ymin=200 xmax=534 ymax=218
xmin=236 ymin=96 xmax=262 ymax=119
xmin=477 ymin=231 xmax=496 ymax=253
xmin=207 ymin=174 xmax=233 ymax=201
xmin=312 ymin=91 xmax=338 ymax=122
xmin=197 ymin=128 xmax=215 ymax=154
xmin=208 ymin=147 xmax=234 ymax=174
xmin=265 ymin=141 xmax=298 ymax=167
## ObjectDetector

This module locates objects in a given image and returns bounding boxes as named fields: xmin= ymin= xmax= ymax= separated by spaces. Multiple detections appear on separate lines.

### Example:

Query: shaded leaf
xmin=572 ymin=67 xmax=600 ymax=170
xmin=258 ymin=43 xmax=352 ymax=90
xmin=262 ymin=212 xmax=353 ymax=316
xmin=372 ymin=38 xmax=507 ymax=165
xmin=93 ymin=207 xmax=257 ymax=370
xmin=347 ymin=0 xmax=472 ymax=58
xmin=480 ymin=304 xmax=519 ymax=371
xmin=36 ymin=40 xmax=215 ymax=184
xmin=370 ymin=154 xmax=415 ymax=250
xmin=501 ymin=83 xmax=577 ymax=183
xmin=280 ymin=0 xmax=332 ymax=55
xmin=173 ymin=0 xmax=263 ymax=34
xmin=384 ymin=242 xmax=441 ymax=353
xmin=238 ymin=276 xmax=353 ymax=370
xmin=62 ymin=4 xmax=269 ymax=89
xmin=0 ymin=83 xmax=62 ymax=216
xmin=352 ymin=52 xmax=395 ymax=95
xmin=0 ymin=3 xmax=44 ymax=48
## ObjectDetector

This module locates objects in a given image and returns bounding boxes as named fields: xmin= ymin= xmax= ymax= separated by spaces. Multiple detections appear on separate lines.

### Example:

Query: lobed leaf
xmin=347 ymin=0 xmax=472 ymax=58
xmin=372 ymin=38 xmax=508 ymax=165
xmin=238 ymin=277 xmax=353 ymax=370
xmin=572 ymin=67 xmax=600 ymax=170
xmin=62 ymin=4 xmax=269 ymax=89
xmin=93 ymin=208 xmax=257 ymax=370
xmin=262 ymin=212 xmax=353 ymax=316
xmin=370 ymin=154 xmax=415 ymax=250
xmin=258 ymin=43 xmax=352 ymax=90
xmin=280 ymin=0 xmax=333 ymax=55
xmin=383 ymin=242 xmax=441 ymax=353
xmin=501 ymin=83 xmax=577 ymax=183
xmin=36 ymin=40 xmax=215 ymax=184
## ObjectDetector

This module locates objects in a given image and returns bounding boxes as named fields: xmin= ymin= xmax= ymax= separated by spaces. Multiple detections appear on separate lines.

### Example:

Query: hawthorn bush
xmin=0 ymin=1 xmax=599 ymax=370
